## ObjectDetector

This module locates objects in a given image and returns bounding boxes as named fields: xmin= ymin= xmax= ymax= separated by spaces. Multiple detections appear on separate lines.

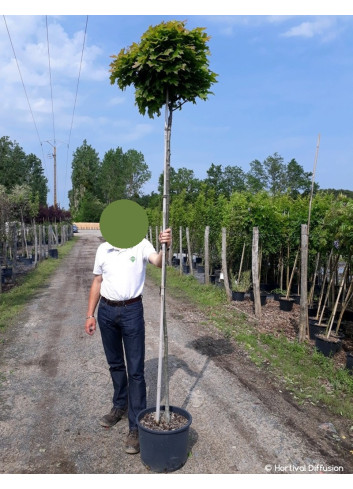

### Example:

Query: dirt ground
xmin=0 ymin=230 xmax=353 ymax=476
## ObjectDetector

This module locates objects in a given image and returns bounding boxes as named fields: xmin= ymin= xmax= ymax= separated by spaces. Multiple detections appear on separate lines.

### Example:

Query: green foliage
xmin=158 ymin=166 xmax=201 ymax=199
xmin=74 ymin=191 xmax=105 ymax=222
xmin=70 ymin=139 xmax=100 ymax=217
xmin=69 ymin=140 xmax=152 ymax=221
xmin=109 ymin=20 xmax=218 ymax=118
xmin=231 ymin=270 xmax=251 ymax=292
xmin=0 ymin=136 xmax=48 ymax=207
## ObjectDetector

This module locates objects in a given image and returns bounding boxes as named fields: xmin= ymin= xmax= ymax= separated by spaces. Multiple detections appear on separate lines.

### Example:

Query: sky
xmin=1 ymin=3 xmax=353 ymax=210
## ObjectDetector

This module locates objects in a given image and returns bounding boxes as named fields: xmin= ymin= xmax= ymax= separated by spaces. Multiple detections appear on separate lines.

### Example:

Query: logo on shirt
xmin=130 ymin=256 xmax=136 ymax=263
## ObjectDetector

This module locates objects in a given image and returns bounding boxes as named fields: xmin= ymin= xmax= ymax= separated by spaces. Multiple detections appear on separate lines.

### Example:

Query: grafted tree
xmin=110 ymin=19 xmax=217 ymax=421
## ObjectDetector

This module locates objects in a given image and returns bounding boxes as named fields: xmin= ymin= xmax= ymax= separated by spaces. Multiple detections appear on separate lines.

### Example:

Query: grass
xmin=0 ymin=237 xmax=78 ymax=332
xmin=147 ymin=264 xmax=353 ymax=420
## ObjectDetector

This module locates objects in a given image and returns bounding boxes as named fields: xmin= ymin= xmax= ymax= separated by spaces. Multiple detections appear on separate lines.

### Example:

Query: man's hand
xmin=159 ymin=228 xmax=172 ymax=248
xmin=85 ymin=317 xmax=96 ymax=336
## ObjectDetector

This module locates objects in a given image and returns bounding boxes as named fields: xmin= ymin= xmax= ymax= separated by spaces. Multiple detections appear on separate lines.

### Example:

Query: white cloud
xmin=109 ymin=96 xmax=125 ymax=106
xmin=281 ymin=17 xmax=340 ymax=40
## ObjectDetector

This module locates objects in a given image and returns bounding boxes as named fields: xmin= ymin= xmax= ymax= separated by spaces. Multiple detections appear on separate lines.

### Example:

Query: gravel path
xmin=0 ymin=230 xmax=352 ymax=475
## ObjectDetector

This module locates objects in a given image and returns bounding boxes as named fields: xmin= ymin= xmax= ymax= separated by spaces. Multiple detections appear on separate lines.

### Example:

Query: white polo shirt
xmin=93 ymin=239 xmax=156 ymax=301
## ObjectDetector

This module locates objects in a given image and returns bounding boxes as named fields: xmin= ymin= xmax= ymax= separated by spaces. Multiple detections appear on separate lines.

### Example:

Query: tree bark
xmin=252 ymin=227 xmax=261 ymax=319
xmin=186 ymin=227 xmax=193 ymax=275
xmin=204 ymin=226 xmax=210 ymax=285
xmin=156 ymin=92 xmax=172 ymax=423
xmin=222 ymin=228 xmax=232 ymax=302
xmin=299 ymin=224 xmax=308 ymax=342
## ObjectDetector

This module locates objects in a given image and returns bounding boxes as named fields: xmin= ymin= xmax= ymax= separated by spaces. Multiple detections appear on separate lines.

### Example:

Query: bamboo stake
xmin=326 ymin=261 xmax=349 ymax=338
xmin=315 ymin=250 xmax=333 ymax=320
xmin=318 ymin=254 xmax=340 ymax=325
xmin=308 ymin=252 xmax=320 ymax=306
xmin=238 ymin=242 xmax=246 ymax=282
xmin=335 ymin=279 xmax=353 ymax=334
xmin=286 ymin=248 xmax=299 ymax=299
xmin=307 ymin=134 xmax=320 ymax=235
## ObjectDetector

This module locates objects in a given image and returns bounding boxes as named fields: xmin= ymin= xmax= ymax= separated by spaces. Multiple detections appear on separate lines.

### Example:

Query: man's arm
xmin=148 ymin=228 xmax=172 ymax=268
xmin=85 ymin=274 xmax=102 ymax=336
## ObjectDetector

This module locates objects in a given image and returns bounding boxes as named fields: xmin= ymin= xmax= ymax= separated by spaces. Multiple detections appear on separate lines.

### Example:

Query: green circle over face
xmin=99 ymin=199 xmax=148 ymax=248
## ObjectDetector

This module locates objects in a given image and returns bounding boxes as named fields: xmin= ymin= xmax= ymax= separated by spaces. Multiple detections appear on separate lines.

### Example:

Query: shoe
xmin=125 ymin=429 xmax=140 ymax=454
xmin=99 ymin=406 xmax=127 ymax=428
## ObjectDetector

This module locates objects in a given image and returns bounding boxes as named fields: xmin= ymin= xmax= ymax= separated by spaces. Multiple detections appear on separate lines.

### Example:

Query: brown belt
xmin=100 ymin=295 xmax=142 ymax=307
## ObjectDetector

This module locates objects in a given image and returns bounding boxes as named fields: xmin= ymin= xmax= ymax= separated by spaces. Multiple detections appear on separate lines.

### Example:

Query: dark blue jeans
xmin=97 ymin=299 xmax=146 ymax=430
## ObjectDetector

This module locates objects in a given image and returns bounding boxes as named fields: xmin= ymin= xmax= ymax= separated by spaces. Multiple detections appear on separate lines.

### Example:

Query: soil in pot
xmin=315 ymin=334 xmax=342 ymax=357
xmin=279 ymin=297 xmax=294 ymax=312
xmin=137 ymin=406 xmax=192 ymax=473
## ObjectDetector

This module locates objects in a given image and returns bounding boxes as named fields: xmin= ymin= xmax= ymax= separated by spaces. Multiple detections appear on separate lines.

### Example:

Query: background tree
xmin=24 ymin=153 xmax=49 ymax=206
xmin=123 ymin=149 xmax=151 ymax=199
xmin=264 ymin=153 xmax=286 ymax=195
xmin=69 ymin=139 xmax=100 ymax=217
xmin=0 ymin=136 xmax=48 ymax=205
xmin=98 ymin=147 xmax=126 ymax=204
xmin=110 ymin=19 xmax=217 ymax=422
xmin=285 ymin=158 xmax=313 ymax=197
xmin=158 ymin=166 xmax=200 ymax=201
xmin=246 ymin=159 xmax=268 ymax=193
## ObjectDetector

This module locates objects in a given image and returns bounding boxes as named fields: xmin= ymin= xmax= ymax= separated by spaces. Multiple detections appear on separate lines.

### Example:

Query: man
xmin=85 ymin=228 xmax=172 ymax=454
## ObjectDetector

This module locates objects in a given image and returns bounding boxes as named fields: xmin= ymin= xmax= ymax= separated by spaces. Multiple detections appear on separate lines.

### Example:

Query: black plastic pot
xmin=137 ymin=406 xmax=192 ymax=473
xmin=273 ymin=293 xmax=284 ymax=301
xmin=292 ymin=294 xmax=300 ymax=305
xmin=182 ymin=264 xmax=190 ymax=274
xmin=309 ymin=321 xmax=327 ymax=340
xmin=197 ymin=265 xmax=205 ymax=273
xmin=315 ymin=334 xmax=342 ymax=357
xmin=2 ymin=267 xmax=12 ymax=278
xmin=209 ymin=275 xmax=216 ymax=284
xmin=260 ymin=294 xmax=267 ymax=306
xmin=346 ymin=352 xmax=353 ymax=373
xmin=49 ymin=249 xmax=58 ymax=259
xmin=232 ymin=291 xmax=245 ymax=301
xmin=279 ymin=297 xmax=294 ymax=312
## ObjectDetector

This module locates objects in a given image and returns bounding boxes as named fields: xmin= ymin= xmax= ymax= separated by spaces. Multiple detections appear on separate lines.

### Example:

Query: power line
xmin=65 ymin=15 xmax=89 ymax=199
xmin=3 ymin=15 xmax=48 ymax=174
xmin=46 ymin=15 xmax=56 ymax=145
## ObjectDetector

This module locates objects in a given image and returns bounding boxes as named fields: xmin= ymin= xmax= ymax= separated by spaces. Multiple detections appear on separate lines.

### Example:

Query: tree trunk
xmin=156 ymin=92 xmax=172 ymax=423
xmin=222 ymin=228 xmax=232 ymax=302
xmin=179 ymin=226 xmax=183 ymax=276
xmin=252 ymin=227 xmax=261 ymax=319
xmin=299 ymin=224 xmax=308 ymax=342
xmin=204 ymin=226 xmax=210 ymax=285
xmin=186 ymin=227 xmax=193 ymax=275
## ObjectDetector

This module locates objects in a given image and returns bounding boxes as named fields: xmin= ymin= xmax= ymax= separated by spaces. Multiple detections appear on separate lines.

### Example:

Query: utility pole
xmin=46 ymin=140 xmax=57 ymax=207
